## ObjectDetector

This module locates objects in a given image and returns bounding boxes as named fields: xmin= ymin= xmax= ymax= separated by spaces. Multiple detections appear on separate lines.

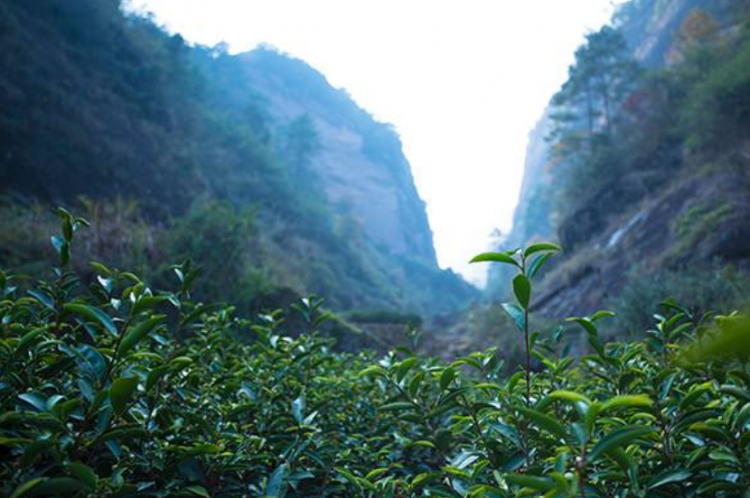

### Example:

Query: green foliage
xmin=552 ymin=26 xmax=640 ymax=136
xmin=0 ymin=214 xmax=392 ymax=497
xmin=160 ymin=200 xmax=269 ymax=305
xmin=0 ymin=195 xmax=477 ymax=318
xmin=0 ymin=198 xmax=271 ymax=307
xmin=608 ymin=264 xmax=750 ymax=334
xmin=344 ymin=309 xmax=423 ymax=328
xmin=546 ymin=25 xmax=647 ymax=244
xmin=279 ymin=114 xmax=322 ymax=180
xmin=2 ymin=213 xmax=750 ymax=497
xmin=540 ymin=9 xmax=750 ymax=253
xmin=0 ymin=0 xmax=476 ymax=319
xmin=683 ymin=29 xmax=750 ymax=151
xmin=471 ymin=243 xmax=561 ymax=391
xmin=673 ymin=201 xmax=734 ymax=256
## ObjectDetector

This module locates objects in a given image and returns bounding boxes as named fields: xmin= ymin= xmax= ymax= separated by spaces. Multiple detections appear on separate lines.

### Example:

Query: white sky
xmin=128 ymin=0 xmax=619 ymax=285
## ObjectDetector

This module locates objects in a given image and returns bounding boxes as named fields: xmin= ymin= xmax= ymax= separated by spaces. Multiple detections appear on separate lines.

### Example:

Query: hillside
xmin=0 ymin=0 xmax=476 ymax=318
xmin=488 ymin=0 xmax=750 ymax=332
xmin=238 ymin=49 xmax=438 ymax=265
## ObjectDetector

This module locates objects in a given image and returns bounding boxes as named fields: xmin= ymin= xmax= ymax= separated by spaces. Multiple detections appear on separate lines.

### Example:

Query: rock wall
xmin=239 ymin=49 xmax=438 ymax=266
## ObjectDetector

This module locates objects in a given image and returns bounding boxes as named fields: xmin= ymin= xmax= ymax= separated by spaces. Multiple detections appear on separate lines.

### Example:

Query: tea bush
xmin=1 ymin=210 xmax=749 ymax=497
xmin=608 ymin=263 xmax=750 ymax=335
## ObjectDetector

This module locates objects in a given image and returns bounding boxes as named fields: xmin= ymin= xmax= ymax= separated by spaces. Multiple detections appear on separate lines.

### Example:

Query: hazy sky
xmin=128 ymin=0 xmax=619 ymax=285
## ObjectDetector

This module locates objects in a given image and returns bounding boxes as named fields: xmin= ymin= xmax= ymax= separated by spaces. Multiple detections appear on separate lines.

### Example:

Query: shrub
xmin=607 ymin=263 xmax=750 ymax=334
xmin=0 ymin=210 xmax=387 ymax=497
xmin=1 ymin=211 xmax=749 ymax=497
xmin=684 ymin=33 xmax=750 ymax=151
xmin=344 ymin=309 xmax=423 ymax=327
xmin=160 ymin=199 xmax=270 ymax=305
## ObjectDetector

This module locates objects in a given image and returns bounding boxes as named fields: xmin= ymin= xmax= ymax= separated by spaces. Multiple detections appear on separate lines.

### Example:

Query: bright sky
xmin=128 ymin=0 xmax=619 ymax=285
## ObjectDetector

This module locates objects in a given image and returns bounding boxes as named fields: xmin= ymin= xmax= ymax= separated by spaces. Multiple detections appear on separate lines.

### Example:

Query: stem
xmin=654 ymin=394 xmax=673 ymax=465
xmin=524 ymin=306 xmax=531 ymax=410
xmin=72 ymin=403 xmax=97 ymax=457
xmin=459 ymin=393 xmax=498 ymax=471
xmin=523 ymin=306 xmax=531 ymax=465
xmin=105 ymin=316 xmax=131 ymax=382
xmin=143 ymin=374 xmax=166 ymax=445
xmin=578 ymin=471 xmax=587 ymax=498
xmin=521 ymin=259 xmax=532 ymax=465
xmin=317 ymin=466 xmax=331 ymax=496
xmin=577 ymin=448 xmax=588 ymax=498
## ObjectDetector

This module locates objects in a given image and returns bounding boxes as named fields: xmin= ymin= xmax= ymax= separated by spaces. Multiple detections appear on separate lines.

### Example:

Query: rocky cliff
xmin=238 ymin=49 xmax=437 ymax=265
xmin=491 ymin=0 xmax=750 ymax=327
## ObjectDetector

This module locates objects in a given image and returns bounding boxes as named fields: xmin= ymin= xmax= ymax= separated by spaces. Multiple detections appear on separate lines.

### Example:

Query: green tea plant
xmin=471 ymin=243 xmax=561 ymax=408
xmin=470 ymin=244 xmax=562 ymax=463
xmin=359 ymin=244 xmax=750 ymax=497
xmin=1 ymin=211 xmax=749 ymax=498
xmin=0 ymin=210 xmax=394 ymax=497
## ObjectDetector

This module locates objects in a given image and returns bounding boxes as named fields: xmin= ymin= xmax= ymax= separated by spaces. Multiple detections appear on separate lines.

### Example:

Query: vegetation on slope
xmin=1 ymin=211 xmax=749 ymax=497
xmin=0 ymin=0 xmax=476 ymax=318
xmin=549 ymin=9 xmax=750 ymax=229
xmin=490 ymin=4 xmax=750 ymax=332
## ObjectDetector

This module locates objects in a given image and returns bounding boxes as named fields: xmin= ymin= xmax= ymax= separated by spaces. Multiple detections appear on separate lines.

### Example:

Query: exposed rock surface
xmin=534 ymin=163 xmax=750 ymax=319
xmin=239 ymin=50 xmax=437 ymax=266
xmin=490 ymin=0 xmax=750 ymax=318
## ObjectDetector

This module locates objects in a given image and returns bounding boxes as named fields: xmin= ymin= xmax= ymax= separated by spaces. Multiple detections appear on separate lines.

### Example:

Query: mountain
xmin=0 ymin=0 xmax=477 ymax=318
xmin=489 ymin=0 xmax=750 ymax=331
xmin=238 ymin=49 xmax=438 ymax=265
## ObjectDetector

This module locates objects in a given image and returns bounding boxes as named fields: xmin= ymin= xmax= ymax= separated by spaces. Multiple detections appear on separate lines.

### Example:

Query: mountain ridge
xmin=237 ymin=48 xmax=438 ymax=265
xmin=0 ymin=0 xmax=476 ymax=318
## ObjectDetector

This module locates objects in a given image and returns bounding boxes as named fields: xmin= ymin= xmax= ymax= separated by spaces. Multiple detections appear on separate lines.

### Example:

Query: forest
xmin=1 ymin=0 xmax=750 ymax=496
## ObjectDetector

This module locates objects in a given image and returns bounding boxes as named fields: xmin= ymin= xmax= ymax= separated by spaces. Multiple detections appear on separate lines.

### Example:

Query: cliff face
xmin=504 ymin=0 xmax=726 ymax=253
xmin=491 ymin=0 xmax=750 ymax=322
xmin=238 ymin=50 xmax=437 ymax=265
